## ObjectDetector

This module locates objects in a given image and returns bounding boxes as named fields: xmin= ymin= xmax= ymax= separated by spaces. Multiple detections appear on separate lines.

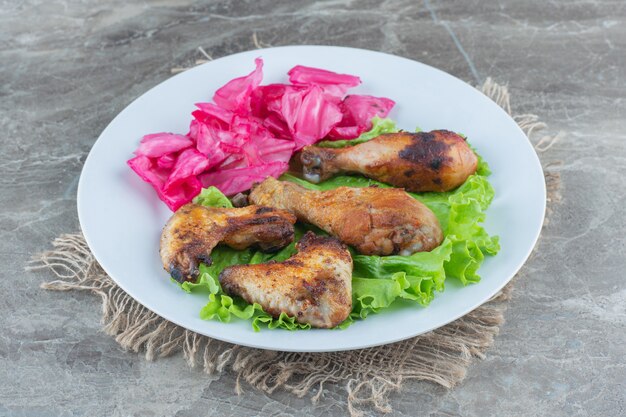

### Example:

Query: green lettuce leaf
xmin=199 ymin=294 xmax=311 ymax=331
xmin=192 ymin=186 xmax=233 ymax=208
xmin=351 ymin=271 xmax=437 ymax=319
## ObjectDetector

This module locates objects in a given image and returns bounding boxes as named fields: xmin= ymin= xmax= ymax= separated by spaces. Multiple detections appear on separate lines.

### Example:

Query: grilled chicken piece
xmin=160 ymin=203 xmax=296 ymax=283
xmin=249 ymin=177 xmax=443 ymax=256
xmin=219 ymin=232 xmax=353 ymax=328
xmin=300 ymin=130 xmax=478 ymax=192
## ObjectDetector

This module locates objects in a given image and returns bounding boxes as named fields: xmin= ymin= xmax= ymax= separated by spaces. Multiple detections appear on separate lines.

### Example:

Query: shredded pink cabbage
xmin=288 ymin=65 xmax=361 ymax=99
xmin=288 ymin=85 xmax=343 ymax=149
xmin=328 ymin=95 xmax=395 ymax=139
xmin=188 ymin=121 xmax=227 ymax=166
xmin=128 ymin=59 xmax=395 ymax=210
xmin=127 ymin=155 xmax=202 ymax=211
xmin=213 ymin=58 xmax=263 ymax=114
xmin=135 ymin=133 xmax=193 ymax=158
xmin=163 ymin=148 xmax=213 ymax=192
xmin=156 ymin=153 xmax=177 ymax=170
xmin=199 ymin=162 xmax=288 ymax=196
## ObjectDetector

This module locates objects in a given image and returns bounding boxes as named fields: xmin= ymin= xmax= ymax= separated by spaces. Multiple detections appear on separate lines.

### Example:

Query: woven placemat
xmin=28 ymin=76 xmax=561 ymax=416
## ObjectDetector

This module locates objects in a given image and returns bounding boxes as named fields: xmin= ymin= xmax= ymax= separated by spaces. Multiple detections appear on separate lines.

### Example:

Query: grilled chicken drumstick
xmin=160 ymin=203 xmax=296 ymax=283
xmin=300 ymin=130 xmax=478 ymax=192
xmin=249 ymin=177 xmax=443 ymax=256
xmin=219 ymin=232 xmax=353 ymax=328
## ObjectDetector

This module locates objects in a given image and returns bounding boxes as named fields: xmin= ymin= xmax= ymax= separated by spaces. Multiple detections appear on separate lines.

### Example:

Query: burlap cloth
xmin=28 ymin=76 xmax=561 ymax=416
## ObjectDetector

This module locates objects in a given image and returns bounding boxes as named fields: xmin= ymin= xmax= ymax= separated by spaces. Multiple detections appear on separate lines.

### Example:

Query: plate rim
xmin=77 ymin=45 xmax=546 ymax=352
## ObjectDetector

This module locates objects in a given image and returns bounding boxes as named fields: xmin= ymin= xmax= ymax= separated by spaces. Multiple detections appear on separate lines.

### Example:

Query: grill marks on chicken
xmin=160 ymin=203 xmax=296 ymax=282
xmin=219 ymin=232 xmax=353 ymax=328
xmin=300 ymin=130 xmax=478 ymax=192
xmin=249 ymin=177 xmax=443 ymax=256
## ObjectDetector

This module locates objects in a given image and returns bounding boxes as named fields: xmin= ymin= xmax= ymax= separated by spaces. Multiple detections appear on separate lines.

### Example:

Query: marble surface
xmin=1 ymin=0 xmax=625 ymax=416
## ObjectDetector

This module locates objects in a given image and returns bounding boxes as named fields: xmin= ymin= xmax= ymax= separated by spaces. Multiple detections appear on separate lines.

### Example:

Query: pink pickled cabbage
xmin=288 ymin=65 xmax=361 ymax=99
xmin=163 ymin=148 xmax=212 ymax=192
xmin=127 ymin=59 xmax=394 ymax=210
xmin=135 ymin=133 xmax=193 ymax=158
xmin=128 ymin=155 xmax=203 ymax=210
xmin=199 ymin=162 xmax=288 ymax=196
xmin=213 ymin=58 xmax=263 ymax=114
xmin=328 ymin=95 xmax=395 ymax=139
xmin=285 ymin=85 xmax=343 ymax=149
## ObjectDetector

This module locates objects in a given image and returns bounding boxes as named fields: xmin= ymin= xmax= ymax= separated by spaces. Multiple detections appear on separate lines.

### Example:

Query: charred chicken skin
xmin=249 ymin=177 xmax=443 ymax=256
xmin=219 ymin=232 xmax=353 ymax=328
xmin=160 ymin=203 xmax=296 ymax=282
xmin=300 ymin=130 xmax=478 ymax=192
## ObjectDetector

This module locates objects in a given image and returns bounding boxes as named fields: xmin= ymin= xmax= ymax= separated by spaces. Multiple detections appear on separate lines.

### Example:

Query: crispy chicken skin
xmin=219 ymin=232 xmax=353 ymax=328
xmin=300 ymin=130 xmax=478 ymax=192
xmin=160 ymin=203 xmax=296 ymax=283
xmin=249 ymin=177 xmax=443 ymax=256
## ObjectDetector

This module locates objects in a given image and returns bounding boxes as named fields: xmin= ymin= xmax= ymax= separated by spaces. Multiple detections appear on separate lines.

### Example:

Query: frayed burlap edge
xmin=28 ymin=78 xmax=561 ymax=416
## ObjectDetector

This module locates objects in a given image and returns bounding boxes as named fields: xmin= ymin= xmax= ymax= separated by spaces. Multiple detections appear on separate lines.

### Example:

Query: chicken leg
xmin=300 ymin=130 xmax=478 ymax=192
xmin=249 ymin=177 xmax=443 ymax=256
xmin=160 ymin=203 xmax=296 ymax=282
xmin=219 ymin=232 xmax=353 ymax=328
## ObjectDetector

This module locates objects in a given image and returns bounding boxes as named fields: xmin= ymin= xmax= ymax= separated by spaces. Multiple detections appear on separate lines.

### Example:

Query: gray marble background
xmin=1 ymin=0 xmax=625 ymax=416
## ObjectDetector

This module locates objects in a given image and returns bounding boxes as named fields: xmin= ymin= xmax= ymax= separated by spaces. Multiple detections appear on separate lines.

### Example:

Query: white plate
xmin=78 ymin=46 xmax=545 ymax=352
